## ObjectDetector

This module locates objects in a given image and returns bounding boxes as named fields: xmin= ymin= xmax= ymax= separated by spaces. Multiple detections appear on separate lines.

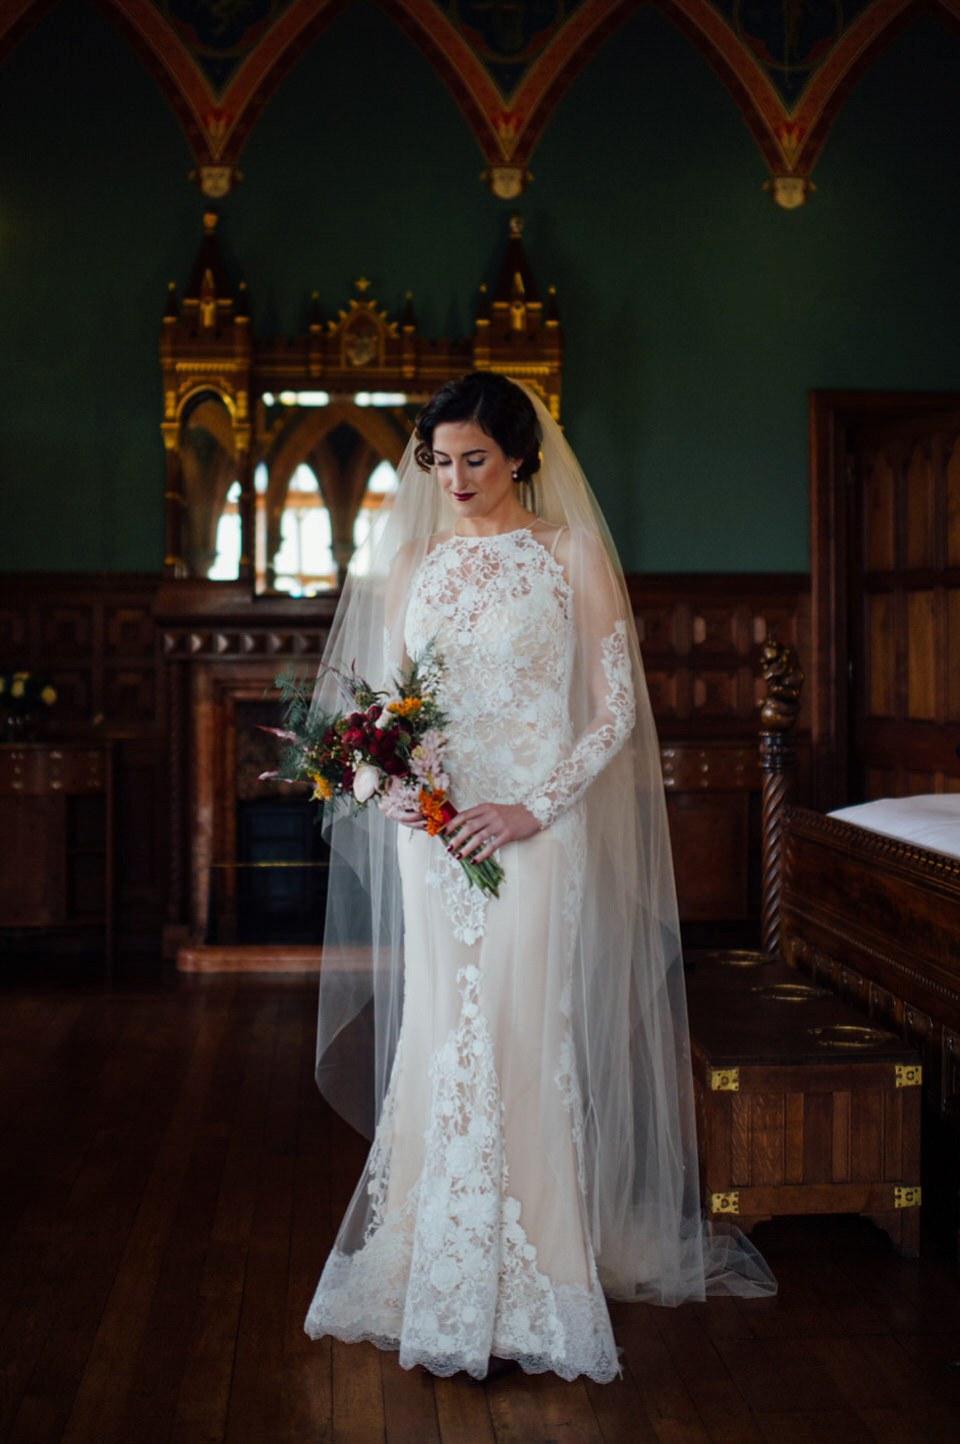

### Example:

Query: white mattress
xmin=828 ymin=794 xmax=960 ymax=861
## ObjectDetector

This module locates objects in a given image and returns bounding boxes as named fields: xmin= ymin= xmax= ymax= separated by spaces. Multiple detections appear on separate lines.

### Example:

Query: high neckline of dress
xmin=450 ymin=523 xmax=535 ymax=544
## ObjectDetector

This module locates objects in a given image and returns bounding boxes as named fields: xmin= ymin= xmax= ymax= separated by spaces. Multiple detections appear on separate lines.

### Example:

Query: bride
xmin=303 ymin=373 xmax=774 ymax=1382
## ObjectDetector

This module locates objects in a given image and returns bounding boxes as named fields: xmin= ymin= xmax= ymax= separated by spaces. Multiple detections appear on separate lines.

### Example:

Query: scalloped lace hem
xmin=304 ymin=1246 xmax=620 ymax=1383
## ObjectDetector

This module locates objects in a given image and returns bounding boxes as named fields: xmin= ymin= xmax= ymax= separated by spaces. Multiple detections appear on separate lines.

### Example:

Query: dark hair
xmin=413 ymin=372 xmax=541 ymax=481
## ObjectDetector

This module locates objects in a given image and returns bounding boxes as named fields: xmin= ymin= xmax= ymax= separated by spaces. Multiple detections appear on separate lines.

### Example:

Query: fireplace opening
xmin=207 ymin=797 xmax=329 ymax=945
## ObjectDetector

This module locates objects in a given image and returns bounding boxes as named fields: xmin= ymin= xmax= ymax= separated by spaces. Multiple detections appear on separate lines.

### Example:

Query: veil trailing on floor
xmin=309 ymin=381 xmax=775 ymax=1305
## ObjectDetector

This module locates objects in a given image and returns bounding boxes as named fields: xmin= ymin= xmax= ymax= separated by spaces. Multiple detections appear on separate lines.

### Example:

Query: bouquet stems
xmin=435 ymin=799 xmax=505 ymax=899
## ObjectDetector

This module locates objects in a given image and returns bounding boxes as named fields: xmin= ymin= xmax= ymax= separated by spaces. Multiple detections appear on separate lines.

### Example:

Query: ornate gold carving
xmin=709 ymin=1191 xmax=740 ymax=1214
xmin=894 ymin=1186 xmax=921 ymax=1209
xmin=483 ymin=165 xmax=531 ymax=199
xmin=765 ymin=175 xmax=815 ymax=209
xmin=709 ymin=1068 xmax=739 ymax=1092
xmin=895 ymin=1063 xmax=922 ymax=1088
xmin=199 ymin=165 xmax=233 ymax=199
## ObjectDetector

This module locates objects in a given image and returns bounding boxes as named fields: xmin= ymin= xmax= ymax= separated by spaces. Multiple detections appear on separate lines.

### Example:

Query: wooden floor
xmin=2 ymin=969 xmax=960 ymax=1444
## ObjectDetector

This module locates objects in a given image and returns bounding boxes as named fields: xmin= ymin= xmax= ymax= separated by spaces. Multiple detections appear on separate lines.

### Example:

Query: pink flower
xmin=409 ymin=729 xmax=448 ymax=792
xmin=378 ymin=776 xmax=422 ymax=823
xmin=353 ymin=763 xmax=383 ymax=803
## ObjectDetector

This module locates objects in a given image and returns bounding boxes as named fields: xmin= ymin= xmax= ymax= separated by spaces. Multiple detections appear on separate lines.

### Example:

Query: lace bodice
xmin=403 ymin=526 xmax=635 ymax=829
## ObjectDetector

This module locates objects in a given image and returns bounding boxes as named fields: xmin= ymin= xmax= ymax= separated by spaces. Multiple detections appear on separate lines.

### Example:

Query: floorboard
xmin=2 ymin=970 xmax=960 ymax=1444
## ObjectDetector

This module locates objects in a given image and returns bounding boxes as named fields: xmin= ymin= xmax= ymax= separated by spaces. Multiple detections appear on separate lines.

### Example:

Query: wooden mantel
xmin=153 ymin=579 xmax=337 ymax=958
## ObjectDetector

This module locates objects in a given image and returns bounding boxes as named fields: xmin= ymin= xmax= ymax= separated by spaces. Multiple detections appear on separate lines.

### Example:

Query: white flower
xmin=352 ymin=763 xmax=383 ymax=803
xmin=429 ymin=1256 xmax=460 ymax=1293
xmin=445 ymin=1137 xmax=475 ymax=1176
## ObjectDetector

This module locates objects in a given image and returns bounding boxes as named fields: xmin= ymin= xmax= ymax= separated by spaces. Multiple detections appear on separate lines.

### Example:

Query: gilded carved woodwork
xmin=161 ymin=212 xmax=564 ymax=587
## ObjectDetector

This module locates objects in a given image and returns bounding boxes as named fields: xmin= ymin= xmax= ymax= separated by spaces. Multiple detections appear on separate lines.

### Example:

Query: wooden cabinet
xmin=0 ymin=743 xmax=114 ymax=972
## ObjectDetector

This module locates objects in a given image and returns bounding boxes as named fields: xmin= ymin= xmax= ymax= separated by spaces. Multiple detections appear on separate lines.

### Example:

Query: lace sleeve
xmin=524 ymin=534 xmax=636 ymax=830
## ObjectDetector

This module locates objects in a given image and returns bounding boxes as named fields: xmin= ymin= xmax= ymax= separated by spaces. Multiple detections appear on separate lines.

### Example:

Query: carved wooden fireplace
xmin=154 ymin=579 xmax=337 ymax=968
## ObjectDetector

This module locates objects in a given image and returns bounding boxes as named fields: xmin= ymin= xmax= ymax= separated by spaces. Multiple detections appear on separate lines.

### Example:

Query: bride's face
xmin=431 ymin=421 xmax=522 ymax=526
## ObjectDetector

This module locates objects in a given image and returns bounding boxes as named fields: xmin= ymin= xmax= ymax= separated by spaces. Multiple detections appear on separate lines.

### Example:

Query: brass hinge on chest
xmin=894 ymin=1185 xmax=921 ymax=1209
xmin=709 ymin=1067 xmax=740 ymax=1091
xmin=895 ymin=1063 xmax=922 ymax=1087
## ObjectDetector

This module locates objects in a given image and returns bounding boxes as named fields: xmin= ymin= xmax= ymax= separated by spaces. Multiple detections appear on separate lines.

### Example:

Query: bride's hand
xmin=444 ymin=802 xmax=540 ymax=864
xmin=378 ymin=793 xmax=428 ymax=829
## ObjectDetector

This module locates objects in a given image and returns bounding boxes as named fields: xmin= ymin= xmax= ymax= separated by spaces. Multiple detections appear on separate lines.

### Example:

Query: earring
xmin=512 ymin=469 xmax=519 ymax=481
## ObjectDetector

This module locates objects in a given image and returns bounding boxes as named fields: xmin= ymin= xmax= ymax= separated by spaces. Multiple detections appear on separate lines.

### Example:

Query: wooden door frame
xmin=809 ymin=389 xmax=960 ymax=811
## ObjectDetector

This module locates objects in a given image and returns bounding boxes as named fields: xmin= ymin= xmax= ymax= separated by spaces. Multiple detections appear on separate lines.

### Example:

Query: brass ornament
xmin=709 ymin=1068 xmax=740 ymax=1092
xmin=709 ymin=1191 xmax=740 ymax=1214
xmin=807 ymin=1023 xmax=898 ymax=1049
xmin=483 ymin=165 xmax=531 ymax=199
xmin=893 ymin=1186 xmax=921 ymax=1209
xmin=764 ymin=175 xmax=815 ymax=209
xmin=199 ymin=165 xmax=234 ymax=198
xmin=895 ymin=1064 xmax=922 ymax=1088
xmin=752 ymin=982 xmax=833 ymax=1002
xmin=713 ymin=950 xmax=769 ymax=967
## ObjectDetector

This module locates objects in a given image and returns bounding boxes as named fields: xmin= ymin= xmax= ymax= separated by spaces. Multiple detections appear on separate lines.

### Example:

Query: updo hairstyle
xmin=413 ymin=372 xmax=541 ymax=481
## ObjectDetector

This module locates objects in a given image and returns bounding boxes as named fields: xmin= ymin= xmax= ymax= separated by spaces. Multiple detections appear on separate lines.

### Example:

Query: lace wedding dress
xmin=304 ymin=524 xmax=634 ymax=1381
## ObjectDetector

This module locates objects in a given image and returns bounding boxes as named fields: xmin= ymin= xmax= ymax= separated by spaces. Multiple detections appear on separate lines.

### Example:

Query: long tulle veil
xmin=310 ymin=381 xmax=776 ymax=1304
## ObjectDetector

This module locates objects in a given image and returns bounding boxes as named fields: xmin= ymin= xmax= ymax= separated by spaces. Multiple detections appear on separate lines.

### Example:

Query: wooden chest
xmin=685 ymin=952 xmax=923 ymax=1254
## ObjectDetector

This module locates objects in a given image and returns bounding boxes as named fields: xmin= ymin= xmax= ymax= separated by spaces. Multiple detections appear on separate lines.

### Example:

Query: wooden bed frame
xmin=778 ymin=805 xmax=960 ymax=1156
xmin=749 ymin=641 xmax=960 ymax=1247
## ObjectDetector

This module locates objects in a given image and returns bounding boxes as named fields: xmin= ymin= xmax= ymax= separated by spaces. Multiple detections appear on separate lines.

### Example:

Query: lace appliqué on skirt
xmin=304 ymin=964 xmax=619 ymax=1383
xmin=425 ymin=843 xmax=489 ymax=946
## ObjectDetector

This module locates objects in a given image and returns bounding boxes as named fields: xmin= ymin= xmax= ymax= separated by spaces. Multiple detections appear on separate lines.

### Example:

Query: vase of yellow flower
xmin=0 ymin=668 xmax=58 ymax=742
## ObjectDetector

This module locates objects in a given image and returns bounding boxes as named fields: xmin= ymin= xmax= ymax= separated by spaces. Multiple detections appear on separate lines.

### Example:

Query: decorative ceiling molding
xmin=1 ymin=0 xmax=959 ymax=202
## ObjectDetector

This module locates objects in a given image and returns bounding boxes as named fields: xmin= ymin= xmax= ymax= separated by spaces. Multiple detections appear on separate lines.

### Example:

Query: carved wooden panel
xmin=0 ymin=607 xmax=27 ymax=653
xmin=105 ymin=605 xmax=155 ymax=656
xmin=948 ymin=443 xmax=960 ymax=567
xmin=40 ymin=605 xmax=95 ymax=656
xmin=0 ymin=577 xmax=164 ymax=957
xmin=811 ymin=391 xmax=960 ymax=809
xmin=628 ymin=574 xmax=810 ymax=738
xmin=102 ymin=667 xmax=156 ymax=723
xmin=666 ymin=792 xmax=751 ymax=921
xmin=833 ymin=406 xmax=960 ymax=797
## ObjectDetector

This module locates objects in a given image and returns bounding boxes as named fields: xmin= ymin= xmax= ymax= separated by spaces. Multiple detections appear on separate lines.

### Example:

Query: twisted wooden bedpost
xmin=759 ymin=639 xmax=804 ymax=957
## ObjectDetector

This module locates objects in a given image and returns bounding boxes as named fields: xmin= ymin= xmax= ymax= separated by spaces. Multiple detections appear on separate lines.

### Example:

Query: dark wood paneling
xmin=0 ymin=576 xmax=165 ymax=956
xmin=810 ymin=389 xmax=960 ymax=808
xmin=0 ymin=571 xmax=810 ymax=951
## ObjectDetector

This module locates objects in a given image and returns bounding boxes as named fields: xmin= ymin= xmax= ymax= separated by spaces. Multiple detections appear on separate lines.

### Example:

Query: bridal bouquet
xmin=262 ymin=653 xmax=505 ymax=898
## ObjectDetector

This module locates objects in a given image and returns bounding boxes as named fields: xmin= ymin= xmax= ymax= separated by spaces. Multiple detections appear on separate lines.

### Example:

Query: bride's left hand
xmin=444 ymin=802 xmax=540 ymax=864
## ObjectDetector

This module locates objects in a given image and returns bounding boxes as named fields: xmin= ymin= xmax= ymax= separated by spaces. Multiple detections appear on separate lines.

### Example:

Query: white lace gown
xmin=304 ymin=526 xmax=635 ymax=1381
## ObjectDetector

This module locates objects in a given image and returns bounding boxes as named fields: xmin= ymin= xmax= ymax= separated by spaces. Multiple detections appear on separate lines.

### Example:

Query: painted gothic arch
xmin=3 ymin=0 xmax=960 ymax=202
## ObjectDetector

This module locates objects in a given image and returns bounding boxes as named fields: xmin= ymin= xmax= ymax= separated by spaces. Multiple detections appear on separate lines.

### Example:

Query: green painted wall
xmin=1 ymin=0 xmax=960 ymax=572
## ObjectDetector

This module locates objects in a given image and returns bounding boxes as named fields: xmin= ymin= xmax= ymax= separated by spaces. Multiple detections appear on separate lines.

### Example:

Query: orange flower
xmin=418 ymin=787 xmax=450 ymax=837
xmin=311 ymin=775 xmax=332 ymax=801
xmin=388 ymin=697 xmax=424 ymax=717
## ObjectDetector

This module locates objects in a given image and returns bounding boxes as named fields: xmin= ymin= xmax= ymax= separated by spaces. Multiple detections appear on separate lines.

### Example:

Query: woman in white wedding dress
xmin=304 ymin=374 xmax=774 ymax=1382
